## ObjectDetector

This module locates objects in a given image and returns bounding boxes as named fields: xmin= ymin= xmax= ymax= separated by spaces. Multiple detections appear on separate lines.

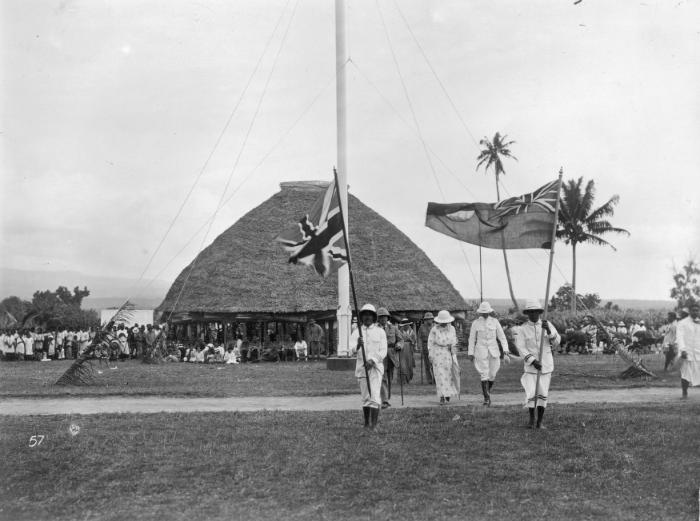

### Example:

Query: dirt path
xmin=0 ymin=387 xmax=695 ymax=416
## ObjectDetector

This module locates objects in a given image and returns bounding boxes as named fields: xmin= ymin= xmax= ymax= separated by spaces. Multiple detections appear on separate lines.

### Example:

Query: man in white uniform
xmin=468 ymin=301 xmax=510 ymax=406
xmin=350 ymin=304 xmax=387 ymax=430
xmin=676 ymin=303 xmax=700 ymax=399
xmin=515 ymin=299 xmax=560 ymax=429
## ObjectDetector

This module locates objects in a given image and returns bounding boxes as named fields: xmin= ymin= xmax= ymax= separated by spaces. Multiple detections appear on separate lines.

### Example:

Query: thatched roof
xmin=158 ymin=181 xmax=467 ymax=320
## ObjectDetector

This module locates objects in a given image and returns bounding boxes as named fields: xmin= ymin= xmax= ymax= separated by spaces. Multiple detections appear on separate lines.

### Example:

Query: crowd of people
xmin=0 ymin=327 xmax=94 ymax=361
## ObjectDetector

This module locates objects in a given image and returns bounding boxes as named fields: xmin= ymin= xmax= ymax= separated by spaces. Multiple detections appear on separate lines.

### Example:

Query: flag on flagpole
xmin=275 ymin=180 xmax=348 ymax=277
xmin=425 ymin=180 xmax=560 ymax=250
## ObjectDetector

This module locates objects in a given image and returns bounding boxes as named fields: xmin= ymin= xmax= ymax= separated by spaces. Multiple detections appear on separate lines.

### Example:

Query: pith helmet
xmin=434 ymin=310 xmax=454 ymax=324
xmin=359 ymin=303 xmax=377 ymax=319
xmin=376 ymin=307 xmax=390 ymax=317
xmin=523 ymin=299 xmax=544 ymax=312
xmin=476 ymin=301 xmax=494 ymax=314
xmin=423 ymin=312 xmax=434 ymax=320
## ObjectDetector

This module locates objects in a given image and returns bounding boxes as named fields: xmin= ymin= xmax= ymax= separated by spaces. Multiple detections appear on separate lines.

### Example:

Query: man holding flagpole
xmin=350 ymin=304 xmax=387 ymax=429
xmin=516 ymin=299 xmax=560 ymax=429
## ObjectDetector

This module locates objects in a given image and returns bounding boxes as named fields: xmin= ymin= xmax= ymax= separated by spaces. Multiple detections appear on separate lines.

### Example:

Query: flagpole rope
xmin=369 ymin=7 xmax=482 ymax=297
xmin=166 ymin=0 xmax=301 ymax=322
xmin=390 ymin=0 xmax=480 ymax=150
xmin=123 ymin=0 xmax=295 ymax=305
xmin=137 ymin=72 xmax=337 ymax=298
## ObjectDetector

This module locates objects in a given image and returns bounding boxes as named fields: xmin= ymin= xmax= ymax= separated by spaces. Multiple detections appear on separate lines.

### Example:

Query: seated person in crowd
xmin=261 ymin=343 xmax=280 ymax=362
xmin=224 ymin=346 xmax=238 ymax=364
xmin=294 ymin=337 xmax=308 ymax=361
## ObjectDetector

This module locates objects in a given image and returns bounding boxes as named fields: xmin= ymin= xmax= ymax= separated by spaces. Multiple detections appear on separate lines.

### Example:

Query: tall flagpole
xmin=334 ymin=169 xmax=372 ymax=394
xmin=533 ymin=168 xmax=564 ymax=409
xmin=335 ymin=0 xmax=351 ymax=357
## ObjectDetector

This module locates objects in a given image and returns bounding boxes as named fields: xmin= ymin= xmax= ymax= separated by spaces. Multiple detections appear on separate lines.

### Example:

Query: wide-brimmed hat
xmin=618 ymin=321 xmax=625 ymax=326
xmin=399 ymin=318 xmax=412 ymax=327
xmin=639 ymin=320 xmax=645 ymax=324
xmin=476 ymin=301 xmax=494 ymax=314
xmin=376 ymin=307 xmax=390 ymax=317
xmin=523 ymin=299 xmax=544 ymax=312
xmin=423 ymin=312 xmax=434 ymax=320
xmin=434 ymin=310 xmax=454 ymax=324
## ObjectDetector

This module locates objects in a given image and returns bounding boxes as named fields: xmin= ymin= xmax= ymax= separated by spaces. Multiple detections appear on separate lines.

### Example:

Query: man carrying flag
xmin=276 ymin=172 xmax=377 ymax=428
xmin=350 ymin=304 xmax=387 ymax=429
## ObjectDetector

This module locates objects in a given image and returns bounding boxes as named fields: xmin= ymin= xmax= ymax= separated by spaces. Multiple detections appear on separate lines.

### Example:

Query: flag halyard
xmin=276 ymin=180 xmax=348 ymax=277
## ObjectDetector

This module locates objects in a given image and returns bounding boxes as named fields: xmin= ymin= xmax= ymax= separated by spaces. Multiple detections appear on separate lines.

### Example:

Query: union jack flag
xmin=275 ymin=180 xmax=348 ymax=277
xmin=493 ymin=180 xmax=559 ymax=219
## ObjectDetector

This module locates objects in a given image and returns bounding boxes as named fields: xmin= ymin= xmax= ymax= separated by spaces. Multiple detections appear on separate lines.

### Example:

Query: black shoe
xmin=439 ymin=396 xmax=445 ymax=405
xmin=363 ymin=407 xmax=370 ymax=428
xmin=536 ymin=406 xmax=546 ymax=429
xmin=445 ymin=397 xmax=450 ymax=403
xmin=381 ymin=402 xmax=391 ymax=409
xmin=527 ymin=408 xmax=535 ymax=429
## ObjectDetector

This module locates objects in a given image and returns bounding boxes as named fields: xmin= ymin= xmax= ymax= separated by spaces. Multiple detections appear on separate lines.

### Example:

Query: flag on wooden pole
xmin=275 ymin=180 xmax=348 ymax=277
xmin=425 ymin=180 xmax=559 ymax=250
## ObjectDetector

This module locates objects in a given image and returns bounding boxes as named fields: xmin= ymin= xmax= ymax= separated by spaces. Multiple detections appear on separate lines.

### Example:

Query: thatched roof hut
xmin=158 ymin=181 xmax=467 ymax=323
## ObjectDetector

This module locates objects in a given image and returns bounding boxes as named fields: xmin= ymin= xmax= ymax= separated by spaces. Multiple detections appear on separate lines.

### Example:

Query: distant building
xmin=100 ymin=309 xmax=154 ymax=328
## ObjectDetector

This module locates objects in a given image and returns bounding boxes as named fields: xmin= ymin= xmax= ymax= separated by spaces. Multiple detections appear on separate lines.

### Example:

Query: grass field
xmin=1 ymin=403 xmax=698 ymax=521
xmin=0 ymin=353 xmax=680 ymax=398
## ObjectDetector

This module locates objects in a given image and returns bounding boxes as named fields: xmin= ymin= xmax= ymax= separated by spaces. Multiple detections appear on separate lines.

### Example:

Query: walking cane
xmin=399 ymin=355 xmax=404 ymax=406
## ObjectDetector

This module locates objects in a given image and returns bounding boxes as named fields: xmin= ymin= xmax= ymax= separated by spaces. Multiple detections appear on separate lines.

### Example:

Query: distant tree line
xmin=0 ymin=286 xmax=99 ymax=331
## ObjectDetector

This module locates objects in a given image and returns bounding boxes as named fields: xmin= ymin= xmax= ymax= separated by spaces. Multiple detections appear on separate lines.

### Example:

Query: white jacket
xmin=676 ymin=316 xmax=700 ymax=362
xmin=350 ymin=323 xmax=387 ymax=378
xmin=468 ymin=316 xmax=508 ymax=359
xmin=515 ymin=320 xmax=560 ymax=374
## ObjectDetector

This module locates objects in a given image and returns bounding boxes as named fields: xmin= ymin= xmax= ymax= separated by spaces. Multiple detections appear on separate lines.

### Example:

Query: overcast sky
xmin=1 ymin=0 xmax=699 ymax=303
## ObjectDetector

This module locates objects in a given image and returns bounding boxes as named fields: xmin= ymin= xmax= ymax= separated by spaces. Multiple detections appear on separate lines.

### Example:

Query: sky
xmin=1 ymin=0 xmax=699 ymax=303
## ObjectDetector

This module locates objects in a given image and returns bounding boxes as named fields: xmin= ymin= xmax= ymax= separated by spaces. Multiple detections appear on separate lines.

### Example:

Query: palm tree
xmin=557 ymin=177 xmax=630 ymax=312
xmin=476 ymin=132 xmax=519 ymax=311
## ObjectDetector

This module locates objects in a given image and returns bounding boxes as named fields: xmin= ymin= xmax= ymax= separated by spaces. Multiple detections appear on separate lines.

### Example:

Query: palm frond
xmin=55 ymin=300 xmax=135 ymax=386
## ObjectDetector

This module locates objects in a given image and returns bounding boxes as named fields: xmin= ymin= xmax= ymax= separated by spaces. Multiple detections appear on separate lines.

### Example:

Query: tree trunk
xmin=495 ymin=175 xmax=519 ymax=312
xmin=571 ymin=242 xmax=577 ymax=313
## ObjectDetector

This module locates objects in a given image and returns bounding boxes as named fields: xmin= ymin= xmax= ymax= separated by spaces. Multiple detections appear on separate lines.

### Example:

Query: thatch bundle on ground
xmin=157 ymin=181 xmax=467 ymax=348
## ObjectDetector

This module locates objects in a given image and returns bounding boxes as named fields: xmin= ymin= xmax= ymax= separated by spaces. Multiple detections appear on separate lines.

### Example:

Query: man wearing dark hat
xmin=515 ymin=299 xmax=560 ymax=429
xmin=417 ymin=312 xmax=435 ymax=384
xmin=377 ymin=307 xmax=403 ymax=409
xmin=676 ymin=303 xmax=700 ymax=399
xmin=350 ymin=304 xmax=387 ymax=429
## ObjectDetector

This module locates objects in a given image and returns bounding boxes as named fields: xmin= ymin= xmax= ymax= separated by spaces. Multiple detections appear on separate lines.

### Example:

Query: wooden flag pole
xmin=533 ymin=168 xmax=564 ymax=410
xmin=333 ymin=168 xmax=373 ymax=396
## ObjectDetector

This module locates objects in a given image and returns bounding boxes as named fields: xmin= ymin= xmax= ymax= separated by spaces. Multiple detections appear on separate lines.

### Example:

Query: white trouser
xmin=295 ymin=347 xmax=307 ymax=359
xmin=521 ymin=372 xmax=551 ymax=408
xmin=474 ymin=354 xmax=500 ymax=381
xmin=359 ymin=368 xmax=383 ymax=409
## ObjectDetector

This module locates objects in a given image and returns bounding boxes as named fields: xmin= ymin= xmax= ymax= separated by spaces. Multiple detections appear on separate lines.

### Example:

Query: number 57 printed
xmin=28 ymin=435 xmax=45 ymax=447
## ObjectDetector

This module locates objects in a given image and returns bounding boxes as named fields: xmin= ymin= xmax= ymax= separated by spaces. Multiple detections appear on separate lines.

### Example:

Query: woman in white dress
xmin=428 ymin=310 xmax=460 ymax=404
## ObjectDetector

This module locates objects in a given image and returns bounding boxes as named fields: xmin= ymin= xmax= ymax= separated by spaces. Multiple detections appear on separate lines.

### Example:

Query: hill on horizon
xmin=0 ymin=268 xmax=170 ymax=305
